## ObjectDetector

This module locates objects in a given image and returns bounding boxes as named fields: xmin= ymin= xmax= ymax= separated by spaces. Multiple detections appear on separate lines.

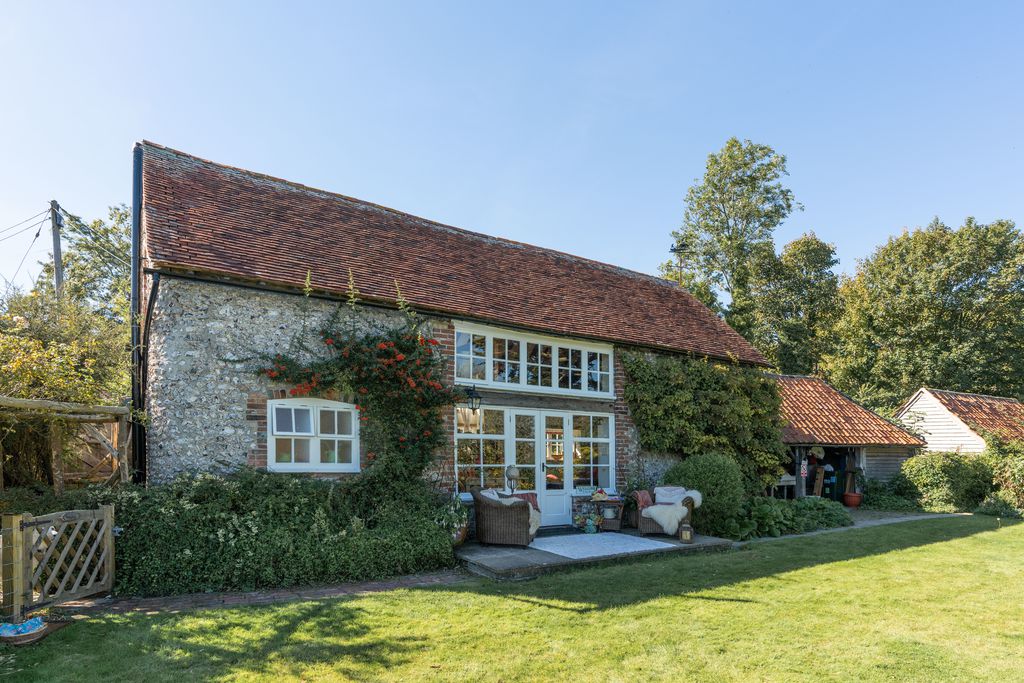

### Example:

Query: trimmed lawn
xmin=6 ymin=516 xmax=1024 ymax=681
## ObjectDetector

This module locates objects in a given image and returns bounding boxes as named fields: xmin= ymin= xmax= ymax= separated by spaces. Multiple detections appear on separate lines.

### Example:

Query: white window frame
xmin=453 ymin=322 xmax=614 ymax=399
xmin=267 ymin=398 xmax=360 ymax=473
xmin=454 ymin=406 xmax=616 ymax=498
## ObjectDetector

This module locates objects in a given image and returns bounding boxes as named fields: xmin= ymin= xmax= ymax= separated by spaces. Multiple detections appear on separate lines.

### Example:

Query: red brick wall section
xmin=424 ymin=318 xmax=457 ymax=491
xmin=612 ymin=349 xmax=639 ymax=491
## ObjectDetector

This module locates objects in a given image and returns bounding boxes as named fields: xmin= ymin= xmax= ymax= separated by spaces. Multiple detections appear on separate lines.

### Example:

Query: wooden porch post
xmin=49 ymin=421 xmax=65 ymax=496
xmin=794 ymin=447 xmax=806 ymax=498
xmin=1 ymin=513 xmax=26 ymax=623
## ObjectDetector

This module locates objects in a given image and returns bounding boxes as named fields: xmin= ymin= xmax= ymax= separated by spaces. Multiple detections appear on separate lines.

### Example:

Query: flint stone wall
xmin=144 ymin=276 xmax=406 ymax=483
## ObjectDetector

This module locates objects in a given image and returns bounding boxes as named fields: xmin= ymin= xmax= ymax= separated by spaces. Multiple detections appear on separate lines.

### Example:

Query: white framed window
xmin=453 ymin=323 xmax=614 ymax=398
xmin=268 ymin=398 xmax=359 ymax=473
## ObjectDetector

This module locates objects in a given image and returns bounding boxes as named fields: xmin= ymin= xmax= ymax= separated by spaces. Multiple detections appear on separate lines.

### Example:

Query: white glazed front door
xmin=539 ymin=412 xmax=572 ymax=526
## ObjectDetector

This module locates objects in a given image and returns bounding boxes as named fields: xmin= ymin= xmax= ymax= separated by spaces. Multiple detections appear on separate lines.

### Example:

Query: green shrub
xmin=987 ymin=440 xmax=1024 ymax=510
xmin=859 ymin=477 xmax=924 ymax=512
xmin=899 ymin=452 xmax=993 ymax=512
xmin=789 ymin=497 xmax=854 ymax=531
xmin=974 ymin=491 xmax=1022 ymax=519
xmin=0 ymin=469 xmax=455 ymax=596
xmin=663 ymin=452 xmax=745 ymax=537
xmin=738 ymin=496 xmax=853 ymax=540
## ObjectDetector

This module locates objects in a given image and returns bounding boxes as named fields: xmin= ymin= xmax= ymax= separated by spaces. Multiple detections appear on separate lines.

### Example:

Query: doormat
xmin=530 ymin=532 xmax=675 ymax=559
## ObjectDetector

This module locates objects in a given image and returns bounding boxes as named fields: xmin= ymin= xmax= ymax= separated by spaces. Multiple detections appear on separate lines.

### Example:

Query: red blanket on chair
xmin=512 ymin=492 xmax=540 ymax=511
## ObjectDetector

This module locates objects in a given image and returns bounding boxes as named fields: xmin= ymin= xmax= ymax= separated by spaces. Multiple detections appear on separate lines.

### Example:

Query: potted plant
xmin=438 ymin=495 xmax=470 ymax=546
xmin=573 ymin=512 xmax=603 ymax=534
xmin=842 ymin=491 xmax=864 ymax=508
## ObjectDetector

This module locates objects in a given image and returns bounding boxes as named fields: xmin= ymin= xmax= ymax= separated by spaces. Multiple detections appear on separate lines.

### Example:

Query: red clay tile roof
xmin=927 ymin=389 xmax=1024 ymax=442
xmin=776 ymin=375 xmax=924 ymax=447
xmin=138 ymin=142 xmax=766 ymax=364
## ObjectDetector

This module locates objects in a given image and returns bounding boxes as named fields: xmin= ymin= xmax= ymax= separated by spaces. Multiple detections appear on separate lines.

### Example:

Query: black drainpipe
xmin=129 ymin=144 xmax=146 ymax=484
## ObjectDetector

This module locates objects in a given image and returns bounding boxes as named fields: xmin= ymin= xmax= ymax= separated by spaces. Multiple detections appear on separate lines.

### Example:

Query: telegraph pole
xmin=50 ymin=200 xmax=64 ymax=296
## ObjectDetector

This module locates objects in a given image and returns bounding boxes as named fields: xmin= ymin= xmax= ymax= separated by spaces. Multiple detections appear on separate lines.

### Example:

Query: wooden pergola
xmin=0 ymin=396 xmax=131 ymax=494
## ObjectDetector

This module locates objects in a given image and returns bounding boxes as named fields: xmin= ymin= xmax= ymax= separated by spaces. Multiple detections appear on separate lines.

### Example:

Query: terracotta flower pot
xmin=452 ymin=523 xmax=469 ymax=547
xmin=842 ymin=492 xmax=864 ymax=508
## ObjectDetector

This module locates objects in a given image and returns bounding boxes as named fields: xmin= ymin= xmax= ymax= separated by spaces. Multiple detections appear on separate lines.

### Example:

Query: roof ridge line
xmin=137 ymin=140 xmax=686 ymax=292
xmin=925 ymin=387 xmax=1021 ymax=403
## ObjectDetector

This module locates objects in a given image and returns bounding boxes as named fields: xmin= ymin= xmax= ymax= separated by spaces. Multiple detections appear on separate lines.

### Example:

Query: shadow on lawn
xmin=82 ymin=598 xmax=427 ymax=681
xmin=443 ymin=515 xmax=1014 ymax=614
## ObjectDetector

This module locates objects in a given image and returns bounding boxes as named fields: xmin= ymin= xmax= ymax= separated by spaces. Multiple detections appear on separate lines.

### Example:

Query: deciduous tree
xmin=662 ymin=137 xmax=799 ymax=337
xmin=822 ymin=218 xmax=1024 ymax=412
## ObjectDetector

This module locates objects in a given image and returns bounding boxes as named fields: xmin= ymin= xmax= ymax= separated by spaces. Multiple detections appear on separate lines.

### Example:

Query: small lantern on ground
xmin=679 ymin=524 xmax=694 ymax=544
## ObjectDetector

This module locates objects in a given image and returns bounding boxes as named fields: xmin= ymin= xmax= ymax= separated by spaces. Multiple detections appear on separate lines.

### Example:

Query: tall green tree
xmin=750 ymin=232 xmax=840 ymax=374
xmin=822 ymin=217 xmax=1024 ymax=412
xmin=37 ymin=204 xmax=131 ymax=323
xmin=661 ymin=137 xmax=799 ymax=337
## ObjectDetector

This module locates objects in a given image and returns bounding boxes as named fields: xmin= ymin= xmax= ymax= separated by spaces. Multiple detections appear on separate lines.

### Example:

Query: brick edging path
xmin=59 ymin=569 xmax=469 ymax=616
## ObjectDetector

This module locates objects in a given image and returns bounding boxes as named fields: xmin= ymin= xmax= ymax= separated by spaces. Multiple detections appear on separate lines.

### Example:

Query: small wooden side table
xmin=593 ymin=499 xmax=625 ymax=531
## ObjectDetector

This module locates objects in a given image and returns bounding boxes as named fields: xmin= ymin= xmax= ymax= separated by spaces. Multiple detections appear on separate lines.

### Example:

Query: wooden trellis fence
xmin=1 ymin=506 xmax=114 ymax=623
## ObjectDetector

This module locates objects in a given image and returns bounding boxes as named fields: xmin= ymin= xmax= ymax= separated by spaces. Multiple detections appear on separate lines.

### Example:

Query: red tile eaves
xmin=776 ymin=375 xmax=924 ymax=447
xmin=928 ymin=389 xmax=1024 ymax=442
xmin=138 ymin=141 xmax=767 ymax=365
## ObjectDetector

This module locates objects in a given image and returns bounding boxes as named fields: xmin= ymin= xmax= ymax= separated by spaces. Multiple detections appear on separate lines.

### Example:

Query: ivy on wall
xmin=621 ymin=352 xmax=788 ymax=492
xmin=249 ymin=283 xmax=462 ymax=520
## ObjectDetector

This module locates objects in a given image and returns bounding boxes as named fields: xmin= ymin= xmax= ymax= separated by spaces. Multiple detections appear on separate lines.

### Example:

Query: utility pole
xmin=50 ymin=200 xmax=64 ymax=296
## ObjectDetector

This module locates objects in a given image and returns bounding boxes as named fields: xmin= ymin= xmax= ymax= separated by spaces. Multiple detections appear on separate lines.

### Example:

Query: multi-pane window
xmin=572 ymin=414 xmax=612 ymax=489
xmin=526 ymin=342 xmax=553 ymax=387
xmin=268 ymin=399 xmax=359 ymax=472
xmin=587 ymin=351 xmax=611 ymax=393
xmin=454 ymin=407 xmax=615 ymax=496
xmin=557 ymin=348 xmax=583 ymax=390
xmin=455 ymin=408 xmax=506 ymax=491
xmin=454 ymin=326 xmax=612 ymax=396
xmin=492 ymin=338 xmax=521 ymax=384
xmin=455 ymin=332 xmax=486 ymax=381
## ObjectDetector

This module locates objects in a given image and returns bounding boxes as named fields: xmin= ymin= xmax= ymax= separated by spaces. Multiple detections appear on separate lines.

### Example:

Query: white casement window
xmin=267 ymin=398 xmax=360 ymax=473
xmin=453 ymin=323 xmax=613 ymax=398
xmin=571 ymin=414 xmax=613 ymax=489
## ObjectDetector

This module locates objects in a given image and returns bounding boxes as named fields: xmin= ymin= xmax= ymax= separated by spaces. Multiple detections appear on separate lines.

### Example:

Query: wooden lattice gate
xmin=1 ymin=506 xmax=114 ymax=622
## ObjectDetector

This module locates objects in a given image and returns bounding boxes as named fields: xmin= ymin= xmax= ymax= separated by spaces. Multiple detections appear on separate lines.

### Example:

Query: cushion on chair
xmin=634 ymin=490 xmax=654 ymax=509
xmin=654 ymin=486 xmax=703 ymax=509
xmin=512 ymin=492 xmax=540 ymax=511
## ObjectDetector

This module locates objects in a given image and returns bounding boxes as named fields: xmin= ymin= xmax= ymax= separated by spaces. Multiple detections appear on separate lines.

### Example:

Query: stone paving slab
xmin=457 ymin=530 xmax=733 ymax=580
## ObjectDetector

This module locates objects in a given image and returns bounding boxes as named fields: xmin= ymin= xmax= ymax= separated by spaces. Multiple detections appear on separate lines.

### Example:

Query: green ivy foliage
xmin=621 ymin=352 xmax=788 ymax=491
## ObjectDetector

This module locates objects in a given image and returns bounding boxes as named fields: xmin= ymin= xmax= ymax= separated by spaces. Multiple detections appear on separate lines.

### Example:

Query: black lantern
xmin=463 ymin=385 xmax=483 ymax=411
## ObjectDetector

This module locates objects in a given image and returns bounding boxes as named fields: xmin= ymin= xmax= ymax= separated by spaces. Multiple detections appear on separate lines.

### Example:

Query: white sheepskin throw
xmin=641 ymin=501 xmax=689 ymax=535
xmin=498 ymin=496 xmax=542 ymax=536
xmin=655 ymin=486 xmax=703 ymax=509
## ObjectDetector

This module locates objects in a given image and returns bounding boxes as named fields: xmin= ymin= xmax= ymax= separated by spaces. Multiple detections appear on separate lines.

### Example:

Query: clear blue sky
xmin=1 ymin=1 xmax=1021 ymax=292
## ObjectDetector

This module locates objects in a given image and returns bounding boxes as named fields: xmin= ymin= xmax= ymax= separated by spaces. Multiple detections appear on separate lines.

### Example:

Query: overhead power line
xmin=0 ymin=217 xmax=48 ymax=244
xmin=0 ymin=208 xmax=49 ymax=236
xmin=2 ymin=218 xmax=44 ymax=295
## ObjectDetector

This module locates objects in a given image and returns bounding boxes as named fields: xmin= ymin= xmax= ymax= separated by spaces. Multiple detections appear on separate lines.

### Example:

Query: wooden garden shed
xmin=773 ymin=375 xmax=925 ymax=498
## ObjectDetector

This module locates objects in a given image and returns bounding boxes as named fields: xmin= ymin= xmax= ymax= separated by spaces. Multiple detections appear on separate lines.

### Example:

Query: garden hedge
xmin=0 ymin=469 xmax=457 ymax=596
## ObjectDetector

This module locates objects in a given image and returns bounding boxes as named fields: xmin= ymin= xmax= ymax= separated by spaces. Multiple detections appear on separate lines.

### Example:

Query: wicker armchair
xmin=631 ymin=489 xmax=696 ymax=538
xmin=471 ymin=490 xmax=537 ymax=547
